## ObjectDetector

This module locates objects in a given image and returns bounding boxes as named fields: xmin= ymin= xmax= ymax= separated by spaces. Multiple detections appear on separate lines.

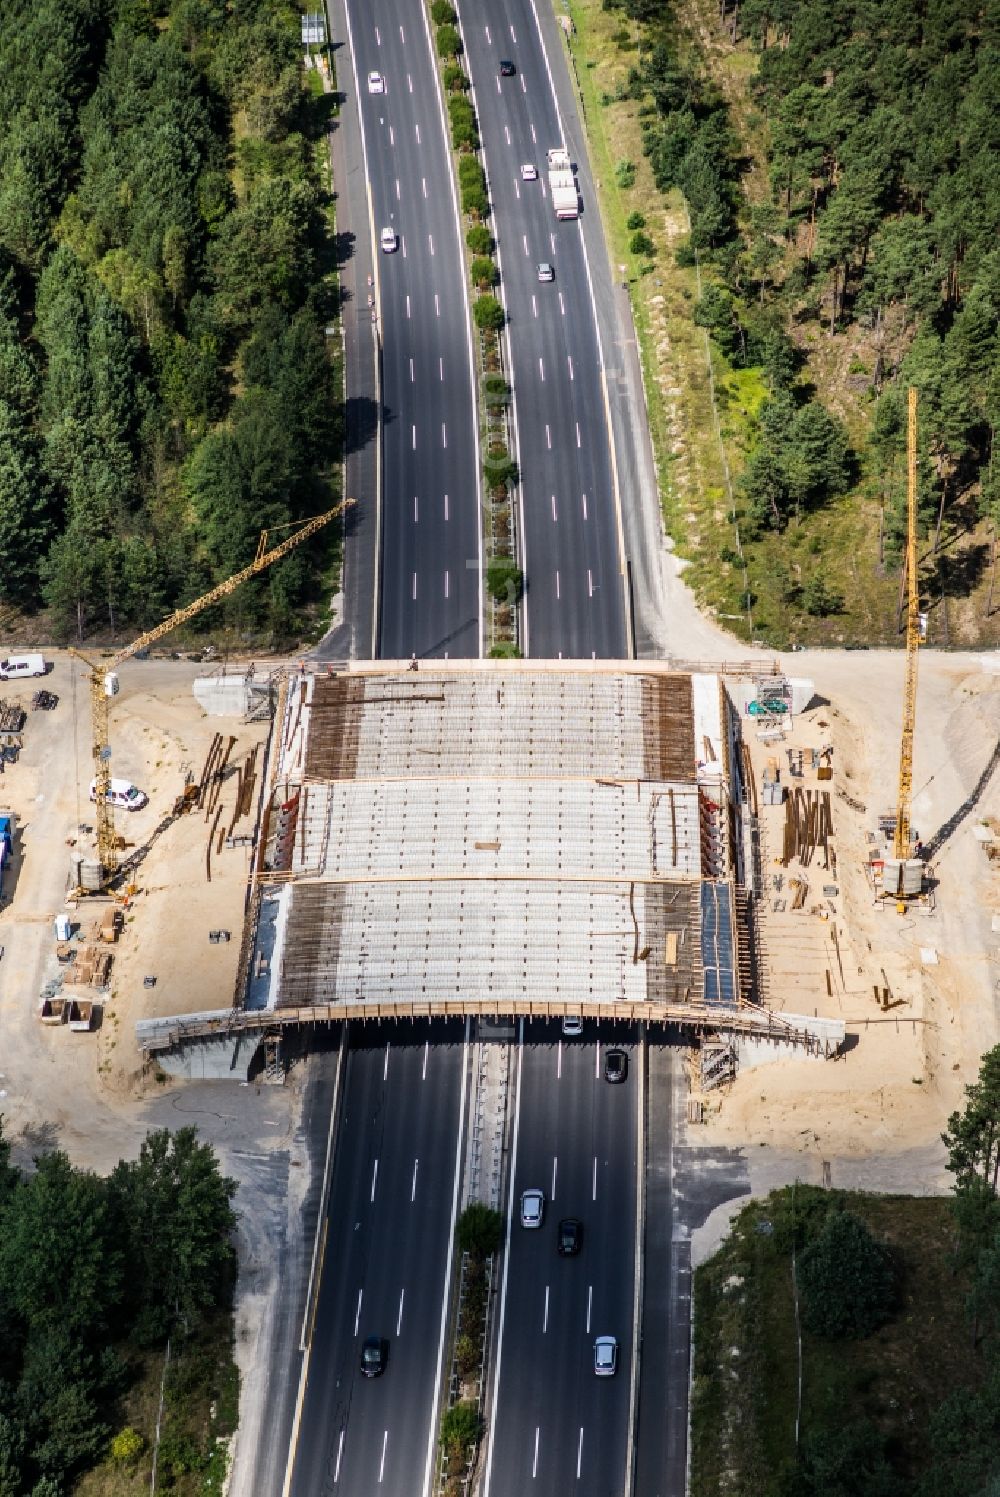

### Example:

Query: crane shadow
xmin=920 ymin=736 xmax=1000 ymax=861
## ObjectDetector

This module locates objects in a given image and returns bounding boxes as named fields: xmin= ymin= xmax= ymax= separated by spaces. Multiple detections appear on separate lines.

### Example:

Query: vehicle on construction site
xmin=89 ymin=778 xmax=147 ymax=812
xmin=0 ymin=654 xmax=49 ymax=680
xmin=546 ymin=147 xmax=579 ymax=219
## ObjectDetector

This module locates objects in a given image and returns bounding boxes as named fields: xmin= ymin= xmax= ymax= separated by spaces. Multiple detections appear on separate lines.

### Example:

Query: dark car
xmin=558 ymin=1217 xmax=582 ymax=1256
xmin=499 ymin=58 xmax=516 ymax=76
xmin=604 ymin=1048 xmax=627 ymax=1084
xmin=360 ymin=1335 xmax=388 ymax=1378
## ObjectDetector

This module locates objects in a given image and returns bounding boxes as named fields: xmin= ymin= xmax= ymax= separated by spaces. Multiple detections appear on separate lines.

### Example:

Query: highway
xmin=460 ymin=3 xmax=629 ymax=660
xmin=485 ymin=1021 xmax=638 ymax=1496
xmin=288 ymin=1021 xmax=467 ymax=1497
xmin=344 ymin=0 xmax=481 ymax=659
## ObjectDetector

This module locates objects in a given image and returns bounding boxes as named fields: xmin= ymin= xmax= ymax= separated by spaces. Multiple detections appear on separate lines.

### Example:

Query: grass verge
xmin=75 ymin=1310 xmax=239 ymax=1497
xmin=691 ymin=1187 xmax=977 ymax=1497
xmin=560 ymin=0 xmax=1000 ymax=647
xmin=561 ymin=1 xmax=755 ymax=631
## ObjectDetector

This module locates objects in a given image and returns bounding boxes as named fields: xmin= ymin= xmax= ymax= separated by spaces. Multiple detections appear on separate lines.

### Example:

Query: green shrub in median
xmin=473 ymin=294 xmax=505 ymax=333
xmin=431 ymin=0 xmax=457 ymax=21
xmin=448 ymin=94 xmax=479 ymax=150
xmin=440 ymin=1401 xmax=481 ymax=1457
xmin=482 ymin=373 xmax=510 ymax=405
xmin=466 ymin=223 xmax=493 ymax=255
xmin=456 ymin=1202 xmax=504 ymax=1257
xmin=470 ymin=255 xmax=497 ymax=289
xmin=486 ymin=557 xmax=523 ymax=603
xmin=436 ymin=22 xmax=462 ymax=58
xmin=443 ymin=61 xmax=468 ymax=92
xmin=459 ymin=156 xmax=488 ymax=217
xmin=484 ymin=444 xmax=518 ymax=487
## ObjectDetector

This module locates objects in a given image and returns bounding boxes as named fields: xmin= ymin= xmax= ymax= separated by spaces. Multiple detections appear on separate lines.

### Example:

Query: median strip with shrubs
xmin=426 ymin=0 xmax=522 ymax=656
xmin=436 ymin=1203 xmax=504 ymax=1495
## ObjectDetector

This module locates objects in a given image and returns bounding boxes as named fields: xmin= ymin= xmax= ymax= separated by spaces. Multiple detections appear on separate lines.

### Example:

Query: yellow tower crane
xmin=889 ymin=388 xmax=924 ymax=909
xmin=72 ymin=501 xmax=352 ymax=884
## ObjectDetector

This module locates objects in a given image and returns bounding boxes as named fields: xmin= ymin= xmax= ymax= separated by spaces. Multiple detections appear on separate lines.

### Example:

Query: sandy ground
xmin=695 ymin=649 xmax=1000 ymax=1200
xmin=3 ymin=644 xmax=996 ymax=1183
xmin=98 ymin=680 xmax=269 ymax=1095
xmin=0 ymin=653 xmax=269 ymax=1167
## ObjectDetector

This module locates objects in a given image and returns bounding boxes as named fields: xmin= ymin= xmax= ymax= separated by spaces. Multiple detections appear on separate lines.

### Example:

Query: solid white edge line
xmin=482 ymin=1020 xmax=524 ymax=1496
xmin=341 ymin=0 xmax=383 ymax=659
xmin=299 ymin=1029 xmax=346 ymax=1349
xmin=456 ymin=0 xmax=529 ymax=658
xmin=527 ymin=0 xmax=632 ymax=655
xmin=420 ymin=1016 xmax=472 ymax=1497
xmin=623 ymin=1024 xmax=646 ymax=1496
xmin=417 ymin=0 xmax=484 ymax=658
xmin=282 ymin=1029 xmax=348 ymax=1497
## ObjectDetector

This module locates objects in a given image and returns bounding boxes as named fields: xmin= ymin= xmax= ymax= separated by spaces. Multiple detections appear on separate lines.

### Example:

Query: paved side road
xmin=533 ymin=1 xmax=676 ymax=659
xmin=140 ymin=1044 xmax=342 ymax=1497
xmin=316 ymin=0 xmax=380 ymax=663
xmin=635 ymin=1041 xmax=751 ymax=1496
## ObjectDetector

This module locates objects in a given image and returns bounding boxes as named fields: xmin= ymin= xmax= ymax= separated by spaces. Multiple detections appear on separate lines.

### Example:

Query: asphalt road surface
xmin=288 ymin=1021 xmax=467 ymax=1497
xmin=345 ymin=0 xmax=481 ymax=659
xmin=485 ymin=1021 xmax=638 ymax=1496
xmin=460 ymin=4 xmax=628 ymax=660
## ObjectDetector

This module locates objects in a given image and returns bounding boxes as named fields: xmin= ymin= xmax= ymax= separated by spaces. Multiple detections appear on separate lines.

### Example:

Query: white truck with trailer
xmin=546 ymin=148 xmax=579 ymax=220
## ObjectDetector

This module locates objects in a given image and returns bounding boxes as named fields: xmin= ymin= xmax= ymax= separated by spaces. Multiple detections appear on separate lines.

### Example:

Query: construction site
xmin=0 ymin=397 xmax=995 ymax=1177
xmin=132 ymin=660 xmax=846 ymax=1073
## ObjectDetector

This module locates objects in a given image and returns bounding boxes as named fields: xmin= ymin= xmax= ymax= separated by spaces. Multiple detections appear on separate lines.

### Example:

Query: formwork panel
xmin=286 ymin=778 xmax=703 ymax=883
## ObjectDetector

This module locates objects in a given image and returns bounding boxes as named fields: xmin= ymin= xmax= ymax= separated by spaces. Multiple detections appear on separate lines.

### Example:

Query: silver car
xmin=594 ymin=1335 xmax=618 ymax=1376
xmin=520 ymin=1188 xmax=544 ymax=1228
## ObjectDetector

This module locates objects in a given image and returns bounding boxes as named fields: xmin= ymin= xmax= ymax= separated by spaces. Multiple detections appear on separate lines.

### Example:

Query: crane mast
xmin=72 ymin=502 xmax=352 ymax=882
xmin=894 ymin=387 xmax=920 ymax=865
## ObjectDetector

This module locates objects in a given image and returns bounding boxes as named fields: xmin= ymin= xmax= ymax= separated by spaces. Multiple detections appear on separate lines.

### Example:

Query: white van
xmin=89 ymin=778 xmax=147 ymax=812
xmin=0 ymin=654 xmax=48 ymax=680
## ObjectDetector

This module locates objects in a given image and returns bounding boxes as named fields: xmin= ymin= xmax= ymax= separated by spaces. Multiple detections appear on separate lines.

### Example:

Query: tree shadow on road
xmin=346 ymin=395 xmax=381 ymax=457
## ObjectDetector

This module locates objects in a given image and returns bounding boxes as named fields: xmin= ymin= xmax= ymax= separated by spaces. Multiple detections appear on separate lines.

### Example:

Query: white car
xmin=594 ymin=1335 xmax=618 ymax=1377
xmin=368 ymin=71 xmax=385 ymax=94
xmin=89 ymin=777 xmax=147 ymax=812
xmin=520 ymin=163 xmax=538 ymax=181
xmin=380 ymin=226 xmax=398 ymax=254
xmin=537 ymin=262 xmax=554 ymax=283
xmin=562 ymin=1015 xmax=583 ymax=1037
xmin=520 ymin=1189 xmax=544 ymax=1228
